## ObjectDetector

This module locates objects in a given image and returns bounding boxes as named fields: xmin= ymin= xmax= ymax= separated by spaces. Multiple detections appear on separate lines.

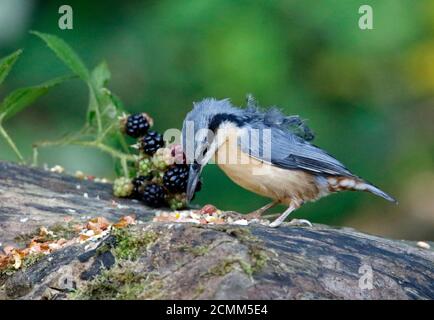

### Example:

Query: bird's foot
xmin=269 ymin=218 xmax=313 ymax=228
xmin=244 ymin=201 xmax=279 ymax=220
xmin=287 ymin=219 xmax=313 ymax=227
xmin=222 ymin=210 xmax=245 ymax=219
xmin=222 ymin=211 xmax=261 ymax=222
xmin=243 ymin=211 xmax=262 ymax=220
xmin=221 ymin=202 xmax=278 ymax=222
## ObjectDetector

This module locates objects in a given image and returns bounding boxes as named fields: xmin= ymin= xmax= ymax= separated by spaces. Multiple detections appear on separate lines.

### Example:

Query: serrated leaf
xmin=91 ymin=61 xmax=111 ymax=89
xmin=31 ymin=31 xmax=90 ymax=81
xmin=0 ymin=75 xmax=72 ymax=121
xmin=0 ymin=49 xmax=22 ymax=86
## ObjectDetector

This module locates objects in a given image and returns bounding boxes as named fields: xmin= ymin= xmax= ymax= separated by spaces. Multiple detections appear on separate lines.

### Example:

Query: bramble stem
xmin=33 ymin=139 xmax=135 ymax=170
xmin=0 ymin=123 xmax=25 ymax=163
xmin=120 ymin=157 xmax=129 ymax=177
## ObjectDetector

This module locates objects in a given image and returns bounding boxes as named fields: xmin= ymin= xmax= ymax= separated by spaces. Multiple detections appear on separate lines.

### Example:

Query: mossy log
xmin=0 ymin=161 xmax=433 ymax=300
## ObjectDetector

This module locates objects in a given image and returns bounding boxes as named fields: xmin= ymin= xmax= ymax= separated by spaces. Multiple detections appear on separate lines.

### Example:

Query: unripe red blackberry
xmin=123 ymin=113 xmax=152 ymax=138
xmin=163 ymin=164 xmax=189 ymax=193
xmin=152 ymin=147 xmax=174 ymax=170
xmin=141 ymin=183 xmax=166 ymax=207
xmin=140 ymin=131 xmax=164 ymax=156
xmin=170 ymin=144 xmax=186 ymax=164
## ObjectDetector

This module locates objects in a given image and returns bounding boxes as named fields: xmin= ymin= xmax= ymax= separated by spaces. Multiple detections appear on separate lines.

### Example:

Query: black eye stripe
xmin=209 ymin=113 xmax=243 ymax=132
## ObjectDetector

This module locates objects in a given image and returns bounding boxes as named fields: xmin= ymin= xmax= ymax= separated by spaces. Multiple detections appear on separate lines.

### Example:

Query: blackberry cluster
xmin=114 ymin=113 xmax=202 ymax=210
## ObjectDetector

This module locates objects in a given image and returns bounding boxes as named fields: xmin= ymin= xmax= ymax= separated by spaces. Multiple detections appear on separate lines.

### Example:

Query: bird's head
xmin=182 ymin=98 xmax=243 ymax=202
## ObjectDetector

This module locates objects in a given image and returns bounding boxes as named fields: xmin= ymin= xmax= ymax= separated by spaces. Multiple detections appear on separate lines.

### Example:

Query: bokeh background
xmin=0 ymin=0 xmax=433 ymax=240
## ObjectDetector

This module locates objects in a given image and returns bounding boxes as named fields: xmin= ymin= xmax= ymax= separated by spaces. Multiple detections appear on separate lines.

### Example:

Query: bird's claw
xmin=243 ymin=211 xmax=262 ymax=220
xmin=223 ymin=211 xmax=261 ymax=221
xmin=270 ymin=218 xmax=313 ymax=228
xmin=222 ymin=211 xmax=246 ymax=221
xmin=287 ymin=219 xmax=313 ymax=227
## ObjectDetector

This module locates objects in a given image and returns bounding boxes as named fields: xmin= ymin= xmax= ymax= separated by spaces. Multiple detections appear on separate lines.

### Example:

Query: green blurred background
xmin=0 ymin=0 xmax=433 ymax=240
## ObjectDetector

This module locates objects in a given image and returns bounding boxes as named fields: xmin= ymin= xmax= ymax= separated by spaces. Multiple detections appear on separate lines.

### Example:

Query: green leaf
xmin=0 ymin=75 xmax=72 ymax=121
xmin=87 ymin=110 xmax=96 ymax=124
xmin=109 ymin=92 xmax=126 ymax=112
xmin=0 ymin=49 xmax=22 ymax=86
xmin=87 ymin=84 xmax=99 ymax=125
xmin=91 ymin=60 xmax=111 ymax=89
xmin=31 ymin=31 xmax=90 ymax=81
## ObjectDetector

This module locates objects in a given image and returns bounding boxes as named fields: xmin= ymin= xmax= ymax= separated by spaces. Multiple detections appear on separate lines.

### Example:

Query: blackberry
xmin=163 ymin=164 xmax=189 ymax=193
xmin=140 ymin=131 xmax=164 ymax=156
xmin=141 ymin=183 xmax=166 ymax=207
xmin=168 ymin=193 xmax=188 ymax=210
xmin=152 ymin=147 xmax=174 ymax=170
xmin=124 ymin=113 xmax=152 ymax=138
xmin=138 ymin=158 xmax=153 ymax=176
xmin=132 ymin=175 xmax=151 ymax=197
xmin=113 ymin=177 xmax=133 ymax=197
xmin=151 ymin=170 xmax=164 ymax=184
xmin=170 ymin=144 xmax=186 ymax=164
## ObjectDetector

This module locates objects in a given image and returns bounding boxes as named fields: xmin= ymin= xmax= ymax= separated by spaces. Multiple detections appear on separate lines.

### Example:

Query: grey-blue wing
xmin=241 ymin=127 xmax=354 ymax=177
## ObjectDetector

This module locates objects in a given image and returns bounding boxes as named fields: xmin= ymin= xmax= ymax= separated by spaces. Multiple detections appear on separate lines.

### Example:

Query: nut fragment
xmin=200 ymin=204 xmax=217 ymax=215
xmin=417 ymin=241 xmax=431 ymax=249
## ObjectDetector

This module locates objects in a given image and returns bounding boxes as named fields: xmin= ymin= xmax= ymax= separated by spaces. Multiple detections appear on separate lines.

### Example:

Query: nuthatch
xmin=182 ymin=96 xmax=396 ymax=227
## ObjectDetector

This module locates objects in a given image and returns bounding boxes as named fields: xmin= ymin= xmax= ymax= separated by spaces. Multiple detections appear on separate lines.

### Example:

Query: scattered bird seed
xmin=75 ymin=170 xmax=85 ymax=179
xmin=233 ymin=219 xmax=248 ymax=226
xmin=50 ymin=165 xmax=65 ymax=174
xmin=153 ymin=207 xmax=269 ymax=226
xmin=417 ymin=241 xmax=431 ymax=249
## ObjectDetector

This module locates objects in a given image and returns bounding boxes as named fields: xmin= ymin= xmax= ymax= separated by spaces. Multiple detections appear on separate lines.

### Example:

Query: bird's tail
xmin=359 ymin=182 xmax=397 ymax=203
xmin=327 ymin=176 xmax=397 ymax=203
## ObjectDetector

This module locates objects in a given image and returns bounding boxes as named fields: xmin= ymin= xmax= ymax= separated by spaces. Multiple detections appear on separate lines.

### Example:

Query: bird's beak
xmin=186 ymin=137 xmax=222 ymax=202
xmin=186 ymin=162 xmax=201 ymax=202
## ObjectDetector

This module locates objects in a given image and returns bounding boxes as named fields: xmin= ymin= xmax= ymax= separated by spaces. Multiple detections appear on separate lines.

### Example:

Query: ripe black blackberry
xmin=132 ymin=175 xmax=151 ymax=197
xmin=141 ymin=183 xmax=166 ymax=207
xmin=140 ymin=131 xmax=164 ymax=156
xmin=124 ymin=113 xmax=151 ymax=138
xmin=163 ymin=164 xmax=189 ymax=193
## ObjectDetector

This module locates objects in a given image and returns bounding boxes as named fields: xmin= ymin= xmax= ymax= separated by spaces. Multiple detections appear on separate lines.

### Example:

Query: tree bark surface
xmin=0 ymin=161 xmax=433 ymax=300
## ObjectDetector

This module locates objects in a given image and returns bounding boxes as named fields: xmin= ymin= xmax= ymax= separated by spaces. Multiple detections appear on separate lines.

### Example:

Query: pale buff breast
xmin=213 ymin=138 xmax=322 ymax=205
